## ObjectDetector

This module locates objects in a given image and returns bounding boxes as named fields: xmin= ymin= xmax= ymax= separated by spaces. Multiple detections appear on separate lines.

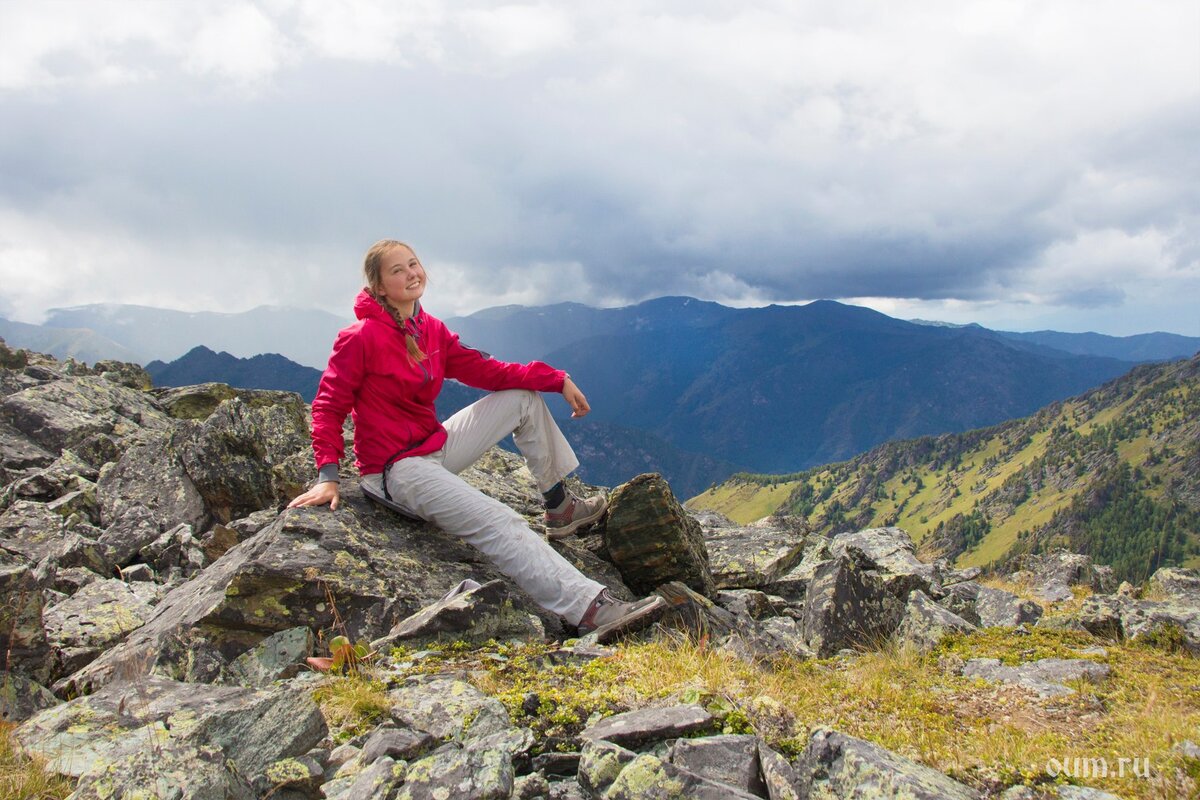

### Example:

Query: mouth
xmin=407 ymin=281 xmax=421 ymax=290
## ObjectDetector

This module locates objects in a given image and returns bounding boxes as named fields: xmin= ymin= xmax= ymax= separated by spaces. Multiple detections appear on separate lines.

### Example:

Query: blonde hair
xmin=363 ymin=239 xmax=426 ymax=362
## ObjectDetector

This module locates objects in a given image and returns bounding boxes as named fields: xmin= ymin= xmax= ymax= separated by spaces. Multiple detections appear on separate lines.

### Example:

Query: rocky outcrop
xmin=961 ymin=657 xmax=1110 ymax=699
xmin=894 ymin=589 xmax=977 ymax=652
xmin=799 ymin=549 xmax=907 ymax=657
xmin=372 ymin=578 xmax=544 ymax=651
xmin=699 ymin=513 xmax=807 ymax=590
xmin=602 ymin=473 xmax=716 ymax=597
xmin=1056 ymin=592 xmax=1200 ymax=654
xmin=1006 ymin=550 xmax=1117 ymax=602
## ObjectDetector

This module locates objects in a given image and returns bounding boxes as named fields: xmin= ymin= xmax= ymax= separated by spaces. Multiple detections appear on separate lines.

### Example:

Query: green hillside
xmin=687 ymin=354 xmax=1200 ymax=582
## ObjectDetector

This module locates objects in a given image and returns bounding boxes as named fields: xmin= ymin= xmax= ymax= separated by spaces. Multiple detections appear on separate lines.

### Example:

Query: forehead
xmin=383 ymin=245 xmax=418 ymax=266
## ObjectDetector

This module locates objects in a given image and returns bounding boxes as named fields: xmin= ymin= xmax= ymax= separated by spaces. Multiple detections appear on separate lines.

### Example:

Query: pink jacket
xmin=310 ymin=290 xmax=566 ymax=477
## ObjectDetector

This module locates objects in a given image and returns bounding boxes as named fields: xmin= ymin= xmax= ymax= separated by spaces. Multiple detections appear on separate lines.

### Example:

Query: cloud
xmin=0 ymin=1 xmax=1197 ymax=335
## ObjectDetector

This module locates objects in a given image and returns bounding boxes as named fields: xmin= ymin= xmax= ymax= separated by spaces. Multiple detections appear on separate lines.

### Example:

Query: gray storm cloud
xmin=0 ymin=1 xmax=1196 ymax=335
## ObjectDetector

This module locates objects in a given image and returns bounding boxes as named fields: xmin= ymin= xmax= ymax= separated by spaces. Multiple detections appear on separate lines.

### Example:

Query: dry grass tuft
xmin=0 ymin=722 xmax=74 ymax=800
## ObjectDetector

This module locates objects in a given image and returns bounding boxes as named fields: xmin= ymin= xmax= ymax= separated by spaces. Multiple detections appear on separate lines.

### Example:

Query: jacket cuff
xmin=317 ymin=463 xmax=340 ymax=484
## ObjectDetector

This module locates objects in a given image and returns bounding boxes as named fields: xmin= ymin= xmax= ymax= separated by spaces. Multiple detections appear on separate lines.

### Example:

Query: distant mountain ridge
xmin=145 ymin=346 xmax=323 ymax=401
xmin=689 ymin=353 xmax=1200 ymax=582
xmin=0 ymin=317 xmax=141 ymax=364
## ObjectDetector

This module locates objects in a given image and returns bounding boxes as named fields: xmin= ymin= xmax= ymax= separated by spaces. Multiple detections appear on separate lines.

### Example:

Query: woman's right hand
xmin=287 ymin=481 xmax=341 ymax=510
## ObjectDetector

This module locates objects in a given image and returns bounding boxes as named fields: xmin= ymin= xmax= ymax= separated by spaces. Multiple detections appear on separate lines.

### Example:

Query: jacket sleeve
xmin=310 ymin=326 xmax=366 ymax=476
xmin=443 ymin=330 xmax=566 ymax=393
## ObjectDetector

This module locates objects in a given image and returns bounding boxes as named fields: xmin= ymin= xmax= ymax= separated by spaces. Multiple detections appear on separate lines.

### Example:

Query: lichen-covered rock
xmin=42 ymin=577 xmax=157 ymax=677
xmin=581 ymin=704 xmax=715 ymax=748
xmin=0 ymin=418 xmax=55 ymax=486
xmin=0 ymin=449 xmax=97 ymax=510
xmin=65 ymin=483 xmax=585 ymax=694
xmin=330 ymin=754 xmax=406 ymax=800
xmin=395 ymin=741 xmax=513 ymax=800
xmin=222 ymin=625 xmax=314 ymax=687
xmin=975 ymin=585 xmax=1043 ymax=628
xmin=757 ymin=741 xmax=800 ymax=800
xmin=16 ymin=676 xmax=326 ymax=783
xmin=715 ymin=589 xmax=781 ymax=620
xmin=0 ymin=375 xmax=172 ymax=453
xmin=0 ymin=561 xmax=51 ymax=683
xmin=603 ymin=473 xmax=716 ymax=597
xmin=1146 ymin=566 xmax=1200 ymax=605
xmin=669 ymin=734 xmax=766 ymax=796
xmin=702 ymin=516 xmax=807 ymax=590
xmin=962 ymin=657 xmax=1110 ymax=698
xmin=388 ymin=676 xmax=512 ymax=742
xmin=578 ymin=738 xmax=639 ymax=797
xmin=0 ymin=673 xmax=58 ymax=723
xmin=829 ymin=527 xmax=943 ymax=598
xmin=173 ymin=391 xmax=311 ymax=524
xmin=360 ymin=725 xmax=436 ymax=765
xmin=799 ymin=549 xmax=906 ymax=657
xmin=154 ymin=382 xmax=242 ymax=420
xmin=372 ymin=578 xmax=544 ymax=651
xmin=602 ymin=752 xmax=763 ymax=799
xmin=894 ymin=589 xmax=977 ymax=652
xmin=1006 ymin=550 xmax=1118 ymax=595
xmin=1064 ymin=593 xmax=1200 ymax=653
xmin=97 ymin=432 xmax=208 ymax=533
xmin=794 ymin=727 xmax=981 ymax=799
xmin=514 ymin=771 xmax=552 ymax=799
xmin=69 ymin=740 xmax=256 ymax=800
xmin=257 ymin=753 xmax=325 ymax=797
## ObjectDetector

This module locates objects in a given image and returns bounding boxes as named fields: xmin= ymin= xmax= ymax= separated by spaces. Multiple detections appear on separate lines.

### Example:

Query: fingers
xmin=287 ymin=483 xmax=340 ymax=509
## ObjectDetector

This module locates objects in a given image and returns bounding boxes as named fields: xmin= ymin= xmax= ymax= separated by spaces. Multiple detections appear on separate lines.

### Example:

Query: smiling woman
xmin=286 ymin=239 xmax=668 ymax=638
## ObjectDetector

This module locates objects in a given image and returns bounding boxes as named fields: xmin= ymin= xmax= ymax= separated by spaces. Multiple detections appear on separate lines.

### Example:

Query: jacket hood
xmin=354 ymin=289 xmax=422 ymax=325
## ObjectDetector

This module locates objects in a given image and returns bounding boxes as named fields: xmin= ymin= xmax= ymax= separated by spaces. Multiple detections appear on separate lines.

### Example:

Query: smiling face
xmin=373 ymin=244 xmax=426 ymax=315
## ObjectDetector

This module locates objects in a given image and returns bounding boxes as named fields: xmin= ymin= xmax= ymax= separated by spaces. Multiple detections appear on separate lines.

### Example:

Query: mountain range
xmin=8 ymin=297 xmax=1198 ymax=497
xmin=689 ymin=353 xmax=1200 ymax=582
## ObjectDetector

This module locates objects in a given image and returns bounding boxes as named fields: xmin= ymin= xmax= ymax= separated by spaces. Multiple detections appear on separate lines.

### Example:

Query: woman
xmin=288 ymin=239 xmax=665 ymax=635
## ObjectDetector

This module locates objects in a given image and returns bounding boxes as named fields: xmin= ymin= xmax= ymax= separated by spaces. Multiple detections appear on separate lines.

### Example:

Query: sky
xmin=0 ymin=0 xmax=1197 ymax=337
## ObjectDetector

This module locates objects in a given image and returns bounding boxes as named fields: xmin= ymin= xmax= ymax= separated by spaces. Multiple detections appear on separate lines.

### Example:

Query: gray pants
xmin=361 ymin=389 xmax=604 ymax=625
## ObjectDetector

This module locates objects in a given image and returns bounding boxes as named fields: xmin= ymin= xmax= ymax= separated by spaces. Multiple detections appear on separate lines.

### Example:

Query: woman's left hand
xmin=562 ymin=377 xmax=590 ymax=418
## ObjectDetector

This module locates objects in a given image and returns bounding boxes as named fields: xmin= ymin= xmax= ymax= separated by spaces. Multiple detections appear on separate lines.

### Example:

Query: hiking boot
xmin=544 ymin=492 xmax=608 ymax=539
xmin=577 ymin=589 xmax=668 ymax=637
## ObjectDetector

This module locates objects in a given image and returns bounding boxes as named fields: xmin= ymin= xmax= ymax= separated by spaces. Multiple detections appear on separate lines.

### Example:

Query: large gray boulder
xmin=829 ymin=527 xmax=943 ymax=598
xmin=1066 ymin=593 xmax=1200 ymax=654
xmin=0 ymin=561 xmax=51 ymax=683
xmin=799 ymin=549 xmax=906 ymax=657
xmin=1146 ymin=567 xmax=1200 ymax=606
xmin=701 ymin=514 xmax=807 ymax=590
xmin=793 ymin=727 xmax=981 ymax=799
xmin=372 ymin=578 xmax=544 ymax=651
xmin=64 ymin=479 xmax=620 ymax=694
xmin=894 ymin=589 xmax=977 ymax=652
xmin=602 ymin=473 xmax=716 ymax=597
xmin=962 ymin=657 xmax=1110 ymax=699
xmin=0 ymin=375 xmax=172 ymax=453
xmin=580 ymin=704 xmax=715 ymax=748
xmin=42 ymin=577 xmax=158 ymax=678
xmin=16 ymin=676 xmax=326 ymax=784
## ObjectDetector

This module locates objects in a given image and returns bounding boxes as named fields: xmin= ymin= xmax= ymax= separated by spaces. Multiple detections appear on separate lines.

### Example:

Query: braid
xmin=370 ymin=291 xmax=426 ymax=362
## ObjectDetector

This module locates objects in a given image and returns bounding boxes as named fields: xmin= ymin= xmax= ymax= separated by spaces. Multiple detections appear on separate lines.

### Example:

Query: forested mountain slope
xmin=689 ymin=354 xmax=1200 ymax=582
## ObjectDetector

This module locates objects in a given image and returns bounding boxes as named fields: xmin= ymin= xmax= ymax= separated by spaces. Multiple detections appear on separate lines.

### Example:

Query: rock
xmin=577 ymin=739 xmax=638 ymax=797
xmin=514 ymin=771 xmax=552 ymax=799
xmin=580 ymin=704 xmax=715 ymax=748
xmin=1006 ymin=550 xmax=1118 ymax=595
xmin=1068 ymin=594 xmax=1200 ymax=654
xmin=172 ymin=391 xmax=311 ymax=524
xmin=829 ymin=527 xmax=943 ymax=597
xmin=120 ymin=562 xmax=156 ymax=582
xmin=603 ymin=473 xmax=716 ymax=597
xmin=154 ymin=382 xmax=241 ymax=420
xmin=799 ymin=550 xmax=906 ymax=657
xmin=670 ymin=734 xmax=766 ymax=796
xmin=1175 ymin=739 xmax=1200 ymax=758
xmin=97 ymin=433 xmax=208 ymax=533
xmin=762 ymin=535 xmax=833 ymax=600
xmin=223 ymin=625 xmax=314 ymax=687
xmin=1055 ymin=787 xmax=1124 ymax=799
xmin=602 ymin=752 xmax=763 ymax=799
xmin=0 ymin=418 xmax=55 ymax=486
xmin=1146 ymin=566 xmax=1200 ymax=605
xmin=533 ymin=751 xmax=581 ymax=777
xmin=335 ymin=754 xmax=406 ymax=800
xmin=961 ymin=657 xmax=1110 ymax=698
xmin=388 ymin=676 xmax=512 ymax=742
xmin=141 ymin=522 xmax=207 ymax=579
xmin=975 ymin=585 xmax=1044 ymax=627
xmin=0 ymin=673 xmax=59 ymax=723
xmin=1033 ymin=582 xmax=1074 ymax=603
xmin=396 ymin=741 xmax=513 ymax=800
xmin=702 ymin=516 xmax=807 ymax=590
xmin=715 ymin=589 xmax=780 ymax=620
xmin=794 ymin=727 xmax=981 ymax=799
xmin=757 ymin=741 xmax=801 ymax=800
xmin=1 ymin=449 xmax=97 ymax=508
xmin=894 ymin=590 xmax=977 ymax=652
xmin=372 ymin=578 xmax=544 ymax=651
xmin=360 ymin=725 xmax=436 ymax=765
xmin=42 ymin=577 xmax=157 ymax=677
xmin=67 ymin=482 xmax=602 ymax=694
xmin=0 ymin=562 xmax=51 ymax=683
xmin=69 ymin=740 xmax=256 ymax=799
xmin=16 ymin=676 xmax=326 ymax=783
xmin=257 ymin=754 xmax=325 ymax=798
xmin=0 ymin=375 xmax=172 ymax=453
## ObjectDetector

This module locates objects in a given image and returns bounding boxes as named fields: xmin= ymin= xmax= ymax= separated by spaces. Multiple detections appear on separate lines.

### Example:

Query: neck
xmin=382 ymin=296 xmax=416 ymax=321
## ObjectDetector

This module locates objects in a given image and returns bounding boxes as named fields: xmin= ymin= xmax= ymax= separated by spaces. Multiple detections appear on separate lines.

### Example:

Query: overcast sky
xmin=1 ymin=0 xmax=1197 ymax=336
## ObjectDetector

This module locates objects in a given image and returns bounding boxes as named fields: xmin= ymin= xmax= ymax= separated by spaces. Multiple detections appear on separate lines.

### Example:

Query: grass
xmin=0 ymin=722 xmax=74 ymax=800
xmin=685 ymin=480 xmax=801 ymax=524
xmin=311 ymin=673 xmax=392 ymax=744
xmin=372 ymin=626 xmax=1199 ymax=799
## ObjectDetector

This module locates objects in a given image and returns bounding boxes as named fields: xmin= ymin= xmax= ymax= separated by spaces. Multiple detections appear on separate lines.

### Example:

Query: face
xmin=375 ymin=245 xmax=426 ymax=311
